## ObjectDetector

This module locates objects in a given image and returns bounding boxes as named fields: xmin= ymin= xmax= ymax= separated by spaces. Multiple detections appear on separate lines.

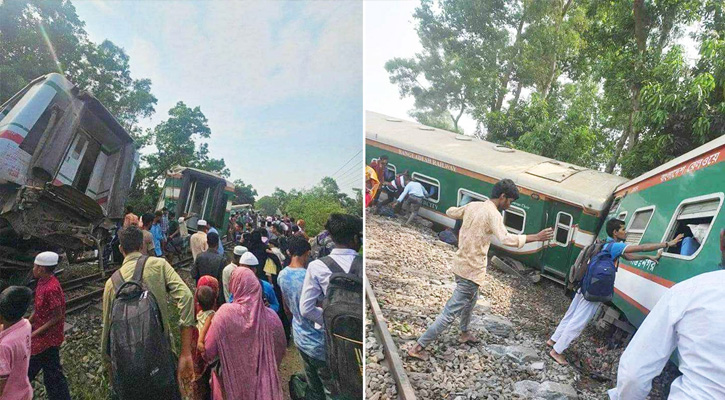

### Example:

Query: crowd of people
xmin=0 ymin=204 xmax=362 ymax=400
xmin=367 ymin=154 xmax=725 ymax=399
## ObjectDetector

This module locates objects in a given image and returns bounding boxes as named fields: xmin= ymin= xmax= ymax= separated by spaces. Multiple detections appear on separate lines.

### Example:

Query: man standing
xmin=222 ymin=246 xmax=247 ymax=302
xmin=548 ymin=218 xmax=680 ymax=365
xmin=300 ymin=213 xmax=362 ymax=326
xmin=207 ymin=222 xmax=224 ymax=256
xmin=28 ymin=252 xmax=71 ymax=400
xmin=101 ymin=226 xmax=194 ymax=398
xmin=151 ymin=211 xmax=166 ymax=258
xmin=191 ymin=232 xmax=227 ymax=306
xmin=190 ymin=220 xmax=209 ymax=261
xmin=160 ymin=207 xmax=170 ymax=240
xmin=140 ymin=213 xmax=156 ymax=256
xmin=408 ymin=179 xmax=554 ymax=361
xmin=607 ymin=229 xmax=725 ymax=399
xmin=392 ymin=179 xmax=428 ymax=226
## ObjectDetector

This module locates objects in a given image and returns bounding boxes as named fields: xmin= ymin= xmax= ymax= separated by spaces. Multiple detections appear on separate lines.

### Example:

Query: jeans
xmin=293 ymin=349 xmax=335 ymax=400
xmin=418 ymin=276 xmax=480 ymax=348
xmin=402 ymin=195 xmax=423 ymax=225
xmin=28 ymin=346 xmax=71 ymax=400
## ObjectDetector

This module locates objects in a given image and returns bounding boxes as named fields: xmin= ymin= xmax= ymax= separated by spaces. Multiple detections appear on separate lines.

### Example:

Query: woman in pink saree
xmin=203 ymin=267 xmax=286 ymax=399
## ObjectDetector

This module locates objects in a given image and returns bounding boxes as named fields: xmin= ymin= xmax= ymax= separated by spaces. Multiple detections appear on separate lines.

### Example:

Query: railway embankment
xmin=365 ymin=213 xmax=678 ymax=399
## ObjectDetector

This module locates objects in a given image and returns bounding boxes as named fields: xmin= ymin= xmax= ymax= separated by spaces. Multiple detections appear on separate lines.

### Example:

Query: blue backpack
xmin=580 ymin=242 xmax=619 ymax=303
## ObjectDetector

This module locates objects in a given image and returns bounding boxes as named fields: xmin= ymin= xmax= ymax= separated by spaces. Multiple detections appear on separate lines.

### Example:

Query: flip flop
xmin=548 ymin=351 xmax=569 ymax=366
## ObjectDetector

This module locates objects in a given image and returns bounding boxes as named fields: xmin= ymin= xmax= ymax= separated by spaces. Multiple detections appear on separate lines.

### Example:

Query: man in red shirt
xmin=28 ymin=252 xmax=70 ymax=400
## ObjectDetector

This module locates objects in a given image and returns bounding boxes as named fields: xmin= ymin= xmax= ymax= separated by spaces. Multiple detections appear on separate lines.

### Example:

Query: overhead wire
xmin=330 ymin=149 xmax=362 ymax=179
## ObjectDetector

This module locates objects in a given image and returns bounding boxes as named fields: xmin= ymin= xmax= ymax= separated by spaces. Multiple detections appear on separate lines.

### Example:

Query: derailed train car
xmin=0 ymin=73 xmax=138 ymax=269
xmin=156 ymin=166 xmax=234 ymax=236
xmin=365 ymin=111 xmax=628 ymax=284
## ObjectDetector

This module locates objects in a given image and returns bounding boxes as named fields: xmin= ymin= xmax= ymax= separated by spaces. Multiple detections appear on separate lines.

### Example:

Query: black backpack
xmin=108 ymin=256 xmax=180 ymax=400
xmin=321 ymin=255 xmax=363 ymax=400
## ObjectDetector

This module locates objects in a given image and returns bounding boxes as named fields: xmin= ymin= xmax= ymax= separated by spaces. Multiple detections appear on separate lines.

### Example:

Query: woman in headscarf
xmin=203 ymin=267 xmax=286 ymax=400
xmin=366 ymin=165 xmax=380 ymax=208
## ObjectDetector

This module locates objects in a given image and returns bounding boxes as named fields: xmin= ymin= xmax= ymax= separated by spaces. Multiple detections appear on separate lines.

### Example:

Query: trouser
xmin=375 ymin=187 xmax=401 ymax=212
xmin=28 ymin=346 xmax=71 ymax=400
xmin=402 ymin=195 xmax=423 ymax=225
xmin=550 ymin=291 xmax=600 ymax=353
xmin=291 ymin=350 xmax=336 ymax=400
xmin=418 ymin=275 xmax=479 ymax=348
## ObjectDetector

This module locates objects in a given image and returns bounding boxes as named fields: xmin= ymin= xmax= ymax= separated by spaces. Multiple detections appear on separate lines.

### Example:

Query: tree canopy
xmin=388 ymin=0 xmax=725 ymax=178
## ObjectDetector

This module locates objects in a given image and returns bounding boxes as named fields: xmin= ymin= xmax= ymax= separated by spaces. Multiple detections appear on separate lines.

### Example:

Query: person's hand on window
xmin=667 ymin=233 xmax=685 ymax=248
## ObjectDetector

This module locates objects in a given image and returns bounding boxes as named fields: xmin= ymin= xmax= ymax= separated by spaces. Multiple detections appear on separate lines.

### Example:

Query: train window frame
xmin=616 ymin=211 xmax=628 ymax=222
xmin=411 ymin=172 xmax=440 ymax=203
xmin=457 ymin=188 xmax=488 ymax=206
xmin=554 ymin=212 xmax=574 ymax=246
xmin=660 ymin=192 xmax=724 ymax=261
xmin=625 ymin=205 xmax=656 ymax=245
xmin=503 ymin=205 xmax=526 ymax=234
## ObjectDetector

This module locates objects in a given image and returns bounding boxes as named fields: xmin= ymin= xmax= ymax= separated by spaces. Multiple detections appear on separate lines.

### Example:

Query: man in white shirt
xmin=393 ymin=179 xmax=429 ymax=226
xmin=299 ymin=213 xmax=362 ymax=326
xmin=607 ymin=229 xmax=725 ymax=400
xmin=190 ymin=220 xmax=209 ymax=261
xmin=222 ymin=246 xmax=247 ymax=302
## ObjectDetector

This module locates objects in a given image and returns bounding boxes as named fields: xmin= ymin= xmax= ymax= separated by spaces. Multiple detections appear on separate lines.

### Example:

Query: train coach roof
xmin=366 ymin=111 xmax=629 ymax=211
xmin=168 ymin=166 xmax=234 ymax=187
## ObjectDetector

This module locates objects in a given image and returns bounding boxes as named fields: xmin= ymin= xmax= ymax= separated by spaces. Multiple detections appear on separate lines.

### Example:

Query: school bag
xmin=580 ymin=242 xmax=619 ymax=303
xmin=108 ymin=256 xmax=180 ymax=400
xmin=567 ymin=239 xmax=606 ymax=290
xmin=311 ymin=231 xmax=334 ymax=259
xmin=438 ymin=229 xmax=458 ymax=245
xmin=321 ymin=255 xmax=363 ymax=399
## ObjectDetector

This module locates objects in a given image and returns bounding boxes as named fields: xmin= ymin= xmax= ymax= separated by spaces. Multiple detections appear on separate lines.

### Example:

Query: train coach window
xmin=411 ymin=172 xmax=440 ymax=203
xmin=554 ymin=212 xmax=573 ymax=245
xmin=503 ymin=206 xmax=526 ymax=234
xmin=662 ymin=194 xmax=723 ymax=259
xmin=616 ymin=211 xmax=628 ymax=222
xmin=457 ymin=188 xmax=488 ymax=206
xmin=625 ymin=206 xmax=655 ymax=245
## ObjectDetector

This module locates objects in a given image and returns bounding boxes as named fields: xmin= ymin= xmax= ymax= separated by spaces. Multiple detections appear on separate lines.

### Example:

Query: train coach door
xmin=55 ymin=133 xmax=89 ymax=186
xmin=540 ymin=203 xmax=577 ymax=284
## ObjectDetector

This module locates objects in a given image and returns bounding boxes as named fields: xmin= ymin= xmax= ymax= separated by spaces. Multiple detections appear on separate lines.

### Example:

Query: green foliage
xmin=233 ymin=179 xmax=257 ymax=205
xmin=389 ymin=0 xmax=725 ymax=178
xmin=284 ymin=192 xmax=346 ymax=237
xmin=0 ymin=0 xmax=157 ymax=140
xmin=256 ymin=195 xmax=280 ymax=216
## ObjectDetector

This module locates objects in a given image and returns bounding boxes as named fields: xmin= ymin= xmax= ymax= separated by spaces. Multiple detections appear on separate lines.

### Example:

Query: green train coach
xmin=606 ymin=135 xmax=725 ymax=327
xmin=366 ymin=111 xmax=628 ymax=284
xmin=156 ymin=166 xmax=234 ymax=235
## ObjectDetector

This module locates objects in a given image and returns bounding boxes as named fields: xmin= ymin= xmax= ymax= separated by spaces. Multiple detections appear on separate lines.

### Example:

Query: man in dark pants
xmin=375 ymin=170 xmax=410 ymax=215
xmin=28 ymin=252 xmax=71 ymax=400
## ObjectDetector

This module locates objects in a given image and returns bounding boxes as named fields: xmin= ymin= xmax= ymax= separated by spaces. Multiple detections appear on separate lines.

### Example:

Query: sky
xmin=74 ymin=1 xmax=362 ymax=196
xmin=364 ymin=1 xmax=477 ymax=134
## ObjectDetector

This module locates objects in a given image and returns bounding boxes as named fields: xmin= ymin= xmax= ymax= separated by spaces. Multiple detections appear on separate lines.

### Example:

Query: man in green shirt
xmin=101 ymin=226 xmax=195 ymax=396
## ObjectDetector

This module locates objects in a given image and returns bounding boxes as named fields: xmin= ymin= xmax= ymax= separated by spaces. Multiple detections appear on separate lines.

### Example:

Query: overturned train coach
xmin=156 ymin=166 xmax=234 ymax=236
xmin=367 ymin=111 xmax=725 ymax=332
xmin=0 ymin=73 xmax=138 ymax=268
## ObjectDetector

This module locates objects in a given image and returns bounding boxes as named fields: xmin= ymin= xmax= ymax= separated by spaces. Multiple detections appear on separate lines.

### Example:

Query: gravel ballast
xmin=365 ymin=212 xmax=678 ymax=399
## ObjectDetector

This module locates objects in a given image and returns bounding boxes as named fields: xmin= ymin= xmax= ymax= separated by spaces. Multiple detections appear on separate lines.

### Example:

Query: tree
xmin=232 ymin=179 xmax=257 ymax=205
xmin=0 ymin=0 xmax=157 ymax=141
xmin=256 ymin=196 xmax=280 ymax=216
xmin=145 ymin=101 xmax=229 ymax=180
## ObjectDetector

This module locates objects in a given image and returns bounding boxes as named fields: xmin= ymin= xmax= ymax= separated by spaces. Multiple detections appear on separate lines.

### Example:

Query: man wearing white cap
xmin=222 ymin=246 xmax=247 ymax=302
xmin=29 ymin=251 xmax=71 ymax=400
xmin=190 ymin=220 xmax=209 ymax=261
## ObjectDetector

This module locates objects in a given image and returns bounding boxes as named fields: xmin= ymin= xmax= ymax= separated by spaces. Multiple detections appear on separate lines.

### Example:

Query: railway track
xmin=366 ymin=277 xmax=417 ymax=400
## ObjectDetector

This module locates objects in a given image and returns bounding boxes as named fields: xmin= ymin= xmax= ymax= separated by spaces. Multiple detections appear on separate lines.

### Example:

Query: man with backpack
xmin=101 ymin=226 xmax=195 ymax=399
xmin=548 ymin=218 xmax=683 ymax=366
xmin=607 ymin=229 xmax=725 ymax=399
xmin=300 ymin=213 xmax=363 ymax=400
